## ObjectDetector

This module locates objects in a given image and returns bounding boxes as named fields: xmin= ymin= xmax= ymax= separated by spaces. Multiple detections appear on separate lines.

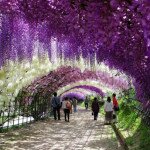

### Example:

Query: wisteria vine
xmin=0 ymin=0 xmax=150 ymax=106
xmin=59 ymin=85 xmax=105 ymax=99
xmin=17 ymin=66 xmax=128 ymax=105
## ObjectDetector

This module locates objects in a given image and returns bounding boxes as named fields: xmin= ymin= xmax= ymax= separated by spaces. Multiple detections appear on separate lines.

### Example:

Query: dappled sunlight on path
xmin=0 ymin=108 xmax=123 ymax=150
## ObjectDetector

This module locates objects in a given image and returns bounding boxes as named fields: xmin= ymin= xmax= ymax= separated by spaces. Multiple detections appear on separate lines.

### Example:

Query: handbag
xmin=113 ymin=114 xmax=116 ymax=119
xmin=114 ymin=106 xmax=119 ymax=111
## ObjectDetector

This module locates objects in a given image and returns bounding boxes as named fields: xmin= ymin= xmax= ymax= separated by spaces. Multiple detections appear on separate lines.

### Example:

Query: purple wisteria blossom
xmin=0 ymin=1 xmax=150 ymax=106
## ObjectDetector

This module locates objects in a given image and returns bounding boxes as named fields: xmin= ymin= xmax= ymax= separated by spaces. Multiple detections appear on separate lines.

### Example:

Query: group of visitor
xmin=104 ymin=93 xmax=119 ymax=124
xmin=86 ymin=93 xmax=119 ymax=124
xmin=51 ymin=92 xmax=119 ymax=124
xmin=51 ymin=92 xmax=78 ymax=122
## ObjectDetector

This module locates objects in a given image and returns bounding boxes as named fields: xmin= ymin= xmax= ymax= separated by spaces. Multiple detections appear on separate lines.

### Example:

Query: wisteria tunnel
xmin=0 ymin=0 xmax=150 ymax=150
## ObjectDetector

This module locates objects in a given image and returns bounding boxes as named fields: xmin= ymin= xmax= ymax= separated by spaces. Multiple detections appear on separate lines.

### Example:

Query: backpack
xmin=66 ymin=101 xmax=71 ymax=109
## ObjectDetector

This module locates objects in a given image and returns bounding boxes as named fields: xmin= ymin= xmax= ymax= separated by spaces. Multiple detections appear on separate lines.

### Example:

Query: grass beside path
xmin=117 ymin=101 xmax=150 ymax=150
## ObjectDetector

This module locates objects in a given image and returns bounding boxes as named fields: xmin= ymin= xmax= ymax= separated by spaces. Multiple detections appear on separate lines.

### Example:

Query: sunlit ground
xmin=0 ymin=107 xmax=123 ymax=150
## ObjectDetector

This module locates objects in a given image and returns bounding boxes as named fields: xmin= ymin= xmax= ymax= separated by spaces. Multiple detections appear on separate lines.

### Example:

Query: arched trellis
xmin=0 ymin=0 xmax=150 ymax=107
xmin=15 ymin=66 xmax=129 ymax=119
xmin=16 ymin=66 xmax=128 ymax=105
xmin=59 ymin=85 xmax=105 ymax=99
xmin=60 ymin=90 xmax=88 ymax=101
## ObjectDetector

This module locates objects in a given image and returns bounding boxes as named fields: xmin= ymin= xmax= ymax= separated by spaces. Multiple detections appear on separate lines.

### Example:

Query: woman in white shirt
xmin=104 ymin=97 xmax=113 ymax=124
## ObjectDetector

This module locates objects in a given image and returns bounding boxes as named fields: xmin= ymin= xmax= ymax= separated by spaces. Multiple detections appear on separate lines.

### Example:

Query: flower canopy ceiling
xmin=19 ymin=66 xmax=128 ymax=104
xmin=59 ymin=85 xmax=105 ymax=101
xmin=59 ymin=85 xmax=105 ymax=98
xmin=0 ymin=0 xmax=150 ymax=107
xmin=60 ymin=90 xmax=88 ymax=101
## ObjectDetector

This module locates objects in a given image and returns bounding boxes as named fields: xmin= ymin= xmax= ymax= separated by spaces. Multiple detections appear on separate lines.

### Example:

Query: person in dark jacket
xmin=91 ymin=97 xmax=100 ymax=120
xmin=51 ymin=92 xmax=61 ymax=120
xmin=85 ymin=96 xmax=89 ymax=110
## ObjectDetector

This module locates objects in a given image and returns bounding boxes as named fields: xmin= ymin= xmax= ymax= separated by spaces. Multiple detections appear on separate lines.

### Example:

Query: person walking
xmin=104 ymin=97 xmax=113 ymax=124
xmin=62 ymin=97 xmax=71 ymax=122
xmin=112 ymin=93 xmax=119 ymax=111
xmin=72 ymin=97 xmax=77 ymax=112
xmin=51 ymin=92 xmax=61 ymax=120
xmin=112 ymin=93 xmax=119 ymax=123
xmin=91 ymin=97 xmax=100 ymax=120
xmin=85 ymin=96 xmax=89 ymax=110
xmin=69 ymin=98 xmax=73 ymax=114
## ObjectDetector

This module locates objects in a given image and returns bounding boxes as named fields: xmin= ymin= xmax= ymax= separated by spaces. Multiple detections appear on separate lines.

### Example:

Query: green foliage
xmin=138 ymin=124 xmax=150 ymax=150
xmin=117 ymin=88 xmax=150 ymax=150
xmin=78 ymin=101 xmax=85 ymax=108
xmin=0 ymin=116 xmax=7 ymax=125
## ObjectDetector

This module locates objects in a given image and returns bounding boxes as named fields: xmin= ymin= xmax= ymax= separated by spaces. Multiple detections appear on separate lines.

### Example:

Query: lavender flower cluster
xmin=0 ymin=0 xmax=150 ymax=107
xmin=17 ymin=66 xmax=128 ymax=105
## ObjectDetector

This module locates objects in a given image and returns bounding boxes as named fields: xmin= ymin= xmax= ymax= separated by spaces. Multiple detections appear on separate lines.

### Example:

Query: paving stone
xmin=0 ymin=108 xmax=123 ymax=150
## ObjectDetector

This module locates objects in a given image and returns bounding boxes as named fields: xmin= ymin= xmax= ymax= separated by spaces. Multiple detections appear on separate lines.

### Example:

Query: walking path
xmin=0 ymin=108 xmax=123 ymax=150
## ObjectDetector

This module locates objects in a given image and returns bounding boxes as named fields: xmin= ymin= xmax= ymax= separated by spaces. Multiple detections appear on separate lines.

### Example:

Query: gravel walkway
xmin=0 ymin=108 xmax=123 ymax=150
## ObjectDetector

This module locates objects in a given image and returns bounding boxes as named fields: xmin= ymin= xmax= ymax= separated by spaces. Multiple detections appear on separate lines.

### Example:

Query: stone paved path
xmin=0 ymin=108 xmax=123 ymax=150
